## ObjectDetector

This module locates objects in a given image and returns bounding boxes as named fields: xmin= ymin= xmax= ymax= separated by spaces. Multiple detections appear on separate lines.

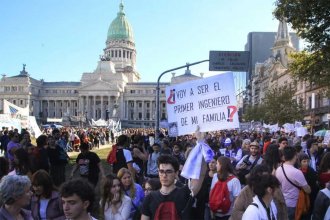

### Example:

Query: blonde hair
xmin=117 ymin=168 xmax=136 ymax=199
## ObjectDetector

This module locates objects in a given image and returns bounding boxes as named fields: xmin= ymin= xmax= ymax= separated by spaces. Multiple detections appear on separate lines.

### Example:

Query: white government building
xmin=0 ymin=2 xmax=204 ymax=128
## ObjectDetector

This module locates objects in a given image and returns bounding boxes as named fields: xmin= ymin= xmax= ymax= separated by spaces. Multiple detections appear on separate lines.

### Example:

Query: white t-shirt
xmin=210 ymin=174 xmax=241 ymax=217
xmin=242 ymin=195 xmax=277 ymax=220
xmin=103 ymin=195 xmax=132 ymax=220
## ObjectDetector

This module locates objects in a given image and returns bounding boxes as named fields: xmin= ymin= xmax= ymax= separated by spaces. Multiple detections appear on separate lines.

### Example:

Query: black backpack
xmin=112 ymin=148 xmax=127 ymax=174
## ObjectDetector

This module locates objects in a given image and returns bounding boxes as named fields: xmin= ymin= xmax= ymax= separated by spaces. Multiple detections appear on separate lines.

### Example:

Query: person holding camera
xmin=236 ymin=141 xmax=263 ymax=185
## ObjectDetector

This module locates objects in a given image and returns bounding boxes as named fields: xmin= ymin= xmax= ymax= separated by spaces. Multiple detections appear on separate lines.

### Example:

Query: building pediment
xmin=80 ymin=80 xmax=120 ymax=91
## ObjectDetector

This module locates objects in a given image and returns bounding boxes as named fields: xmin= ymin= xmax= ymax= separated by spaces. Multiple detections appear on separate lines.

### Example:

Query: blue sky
xmin=0 ymin=0 xmax=286 ymax=90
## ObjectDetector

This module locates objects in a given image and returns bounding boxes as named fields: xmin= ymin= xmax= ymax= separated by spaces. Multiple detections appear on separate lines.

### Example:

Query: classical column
xmin=141 ymin=100 xmax=145 ymax=120
xmin=54 ymin=100 xmax=57 ymax=118
xmin=134 ymin=100 xmax=137 ymax=120
xmin=93 ymin=96 xmax=96 ymax=119
xmin=101 ymin=96 xmax=104 ymax=120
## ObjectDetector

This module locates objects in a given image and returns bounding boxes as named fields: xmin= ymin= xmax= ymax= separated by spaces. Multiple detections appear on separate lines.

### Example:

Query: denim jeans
xmin=287 ymin=206 xmax=296 ymax=220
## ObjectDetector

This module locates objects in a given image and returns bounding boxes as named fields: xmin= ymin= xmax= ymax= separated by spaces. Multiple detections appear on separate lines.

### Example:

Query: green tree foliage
xmin=274 ymin=0 xmax=330 ymax=89
xmin=243 ymin=86 xmax=304 ymax=124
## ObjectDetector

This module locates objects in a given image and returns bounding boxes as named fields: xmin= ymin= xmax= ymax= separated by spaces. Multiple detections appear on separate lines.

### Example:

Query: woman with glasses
xmin=100 ymin=174 xmax=132 ymax=220
xmin=143 ymin=178 xmax=161 ymax=197
xmin=30 ymin=170 xmax=65 ymax=220
xmin=117 ymin=168 xmax=144 ymax=220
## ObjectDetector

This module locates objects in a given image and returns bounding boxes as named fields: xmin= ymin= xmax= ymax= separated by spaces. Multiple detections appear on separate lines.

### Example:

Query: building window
xmin=130 ymin=102 xmax=134 ymax=107
xmin=139 ymin=102 xmax=142 ymax=108
xmin=130 ymin=90 xmax=135 ymax=94
xmin=111 ymin=50 xmax=114 ymax=57
xmin=162 ymin=103 xmax=166 ymax=108
xmin=115 ymin=50 xmax=117 ymax=57
xmin=123 ymin=50 xmax=125 ymax=58
xmin=13 ymin=100 xmax=16 ymax=104
xmin=130 ymin=111 xmax=134 ymax=119
xmin=161 ymin=90 xmax=165 ymax=94
xmin=119 ymin=50 xmax=121 ymax=57
xmin=146 ymin=112 xmax=150 ymax=119
xmin=146 ymin=103 xmax=150 ymax=108
xmin=11 ymin=86 xmax=17 ymax=91
xmin=139 ymin=112 xmax=142 ymax=119
xmin=20 ymin=100 xmax=23 ymax=105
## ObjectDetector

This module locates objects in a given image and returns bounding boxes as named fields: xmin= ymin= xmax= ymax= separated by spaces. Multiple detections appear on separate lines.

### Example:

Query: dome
xmin=107 ymin=2 xmax=134 ymax=42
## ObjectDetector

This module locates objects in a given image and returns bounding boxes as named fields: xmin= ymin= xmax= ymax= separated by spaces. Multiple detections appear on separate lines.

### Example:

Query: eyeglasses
xmin=144 ymin=187 xmax=153 ymax=192
xmin=158 ymin=169 xmax=175 ymax=176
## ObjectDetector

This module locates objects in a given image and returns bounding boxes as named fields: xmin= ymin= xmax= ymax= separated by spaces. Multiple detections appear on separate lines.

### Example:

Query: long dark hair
xmin=217 ymin=156 xmax=235 ymax=181
xmin=31 ymin=170 xmax=55 ymax=198
xmin=262 ymin=144 xmax=281 ymax=172
xmin=320 ymin=152 xmax=330 ymax=173
xmin=100 ymin=174 xmax=123 ymax=215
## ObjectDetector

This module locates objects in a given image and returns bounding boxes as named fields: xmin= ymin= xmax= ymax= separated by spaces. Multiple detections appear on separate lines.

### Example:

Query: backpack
xmin=209 ymin=175 xmax=235 ymax=213
xmin=112 ymin=148 xmax=127 ymax=174
xmin=107 ymin=144 xmax=117 ymax=164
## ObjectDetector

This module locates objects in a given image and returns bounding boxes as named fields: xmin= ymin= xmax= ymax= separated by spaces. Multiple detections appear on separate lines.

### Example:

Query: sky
xmin=0 ymin=0 xmax=291 ymax=93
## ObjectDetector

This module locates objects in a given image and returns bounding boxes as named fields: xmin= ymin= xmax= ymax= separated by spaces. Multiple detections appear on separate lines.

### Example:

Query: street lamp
xmin=155 ymin=59 xmax=209 ymax=142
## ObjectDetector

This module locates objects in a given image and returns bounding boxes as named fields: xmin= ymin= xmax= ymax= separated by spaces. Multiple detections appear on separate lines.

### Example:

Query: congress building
xmin=0 ymin=2 xmax=202 ymax=128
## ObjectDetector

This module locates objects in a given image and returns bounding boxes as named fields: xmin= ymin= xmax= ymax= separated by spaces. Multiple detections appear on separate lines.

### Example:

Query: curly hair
xmin=0 ymin=175 xmax=31 ymax=205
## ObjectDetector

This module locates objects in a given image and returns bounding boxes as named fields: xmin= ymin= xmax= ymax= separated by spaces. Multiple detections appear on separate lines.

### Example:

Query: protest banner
xmin=166 ymin=72 xmax=239 ymax=136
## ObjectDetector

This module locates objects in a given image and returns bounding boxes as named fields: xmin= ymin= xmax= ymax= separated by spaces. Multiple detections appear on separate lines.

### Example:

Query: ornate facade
xmin=250 ymin=20 xmax=330 ymax=127
xmin=0 ymin=2 xmax=195 ymax=128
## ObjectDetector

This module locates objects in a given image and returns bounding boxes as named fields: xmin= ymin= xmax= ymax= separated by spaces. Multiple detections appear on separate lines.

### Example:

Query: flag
xmin=3 ymin=99 xmax=29 ymax=116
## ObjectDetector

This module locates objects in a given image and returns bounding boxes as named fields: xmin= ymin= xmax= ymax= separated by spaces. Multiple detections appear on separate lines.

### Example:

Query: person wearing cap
xmin=222 ymin=138 xmax=242 ymax=166
xmin=236 ymin=141 xmax=263 ymax=185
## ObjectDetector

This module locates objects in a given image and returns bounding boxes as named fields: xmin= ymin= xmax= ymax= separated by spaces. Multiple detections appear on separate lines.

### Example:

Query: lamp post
xmin=155 ymin=59 xmax=209 ymax=142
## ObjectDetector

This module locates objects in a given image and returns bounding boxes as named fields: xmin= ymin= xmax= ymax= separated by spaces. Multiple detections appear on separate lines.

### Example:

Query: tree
xmin=263 ymin=85 xmax=304 ymax=124
xmin=243 ymin=86 xmax=304 ymax=124
xmin=274 ymin=0 xmax=330 ymax=90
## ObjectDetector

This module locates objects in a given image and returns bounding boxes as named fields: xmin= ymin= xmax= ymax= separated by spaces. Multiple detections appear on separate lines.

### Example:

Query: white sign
xmin=296 ymin=127 xmax=308 ymax=137
xmin=327 ymin=114 xmax=330 ymax=120
xmin=166 ymin=72 xmax=239 ymax=136
xmin=209 ymin=51 xmax=250 ymax=72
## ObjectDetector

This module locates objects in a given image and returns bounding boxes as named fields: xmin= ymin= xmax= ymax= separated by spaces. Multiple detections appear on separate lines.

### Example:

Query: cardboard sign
xmin=166 ymin=72 xmax=239 ymax=136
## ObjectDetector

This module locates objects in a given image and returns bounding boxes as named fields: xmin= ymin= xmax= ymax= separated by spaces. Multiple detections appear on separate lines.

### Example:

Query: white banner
xmin=166 ymin=72 xmax=239 ymax=136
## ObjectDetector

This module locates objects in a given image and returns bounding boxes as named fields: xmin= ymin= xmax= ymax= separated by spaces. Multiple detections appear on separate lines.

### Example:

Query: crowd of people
xmin=0 ymin=125 xmax=329 ymax=220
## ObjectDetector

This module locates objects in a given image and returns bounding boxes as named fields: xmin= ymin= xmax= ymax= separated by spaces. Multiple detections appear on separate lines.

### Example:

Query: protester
xmin=318 ymin=152 xmax=330 ymax=189
xmin=6 ymin=131 xmax=21 ymax=171
xmin=30 ymin=170 xmax=65 ymax=219
xmin=230 ymin=164 xmax=288 ymax=220
xmin=0 ymin=175 xmax=33 ymax=219
xmin=242 ymin=173 xmax=280 ymax=220
xmin=70 ymin=142 xmax=106 ymax=186
xmin=210 ymin=156 xmax=241 ymax=220
xmin=312 ymin=184 xmax=330 ymax=220
xmin=0 ymin=157 xmax=9 ymax=180
xmin=236 ymin=141 xmax=263 ymax=185
xmin=117 ymin=167 xmax=144 ymax=220
xmin=47 ymin=135 xmax=68 ymax=187
xmin=100 ymin=174 xmax=132 ymax=220
xmin=146 ymin=143 xmax=161 ymax=178
xmin=60 ymin=178 xmax=97 ymax=220
xmin=297 ymin=153 xmax=319 ymax=219
xmin=108 ymin=134 xmax=135 ymax=175
xmin=141 ymin=154 xmax=207 ymax=220
xmin=31 ymin=134 xmax=50 ymax=173
xmin=8 ymin=148 xmax=33 ymax=178
xmin=262 ymin=144 xmax=281 ymax=175
xmin=275 ymin=146 xmax=311 ymax=220
xmin=143 ymin=178 xmax=161 ymax=197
